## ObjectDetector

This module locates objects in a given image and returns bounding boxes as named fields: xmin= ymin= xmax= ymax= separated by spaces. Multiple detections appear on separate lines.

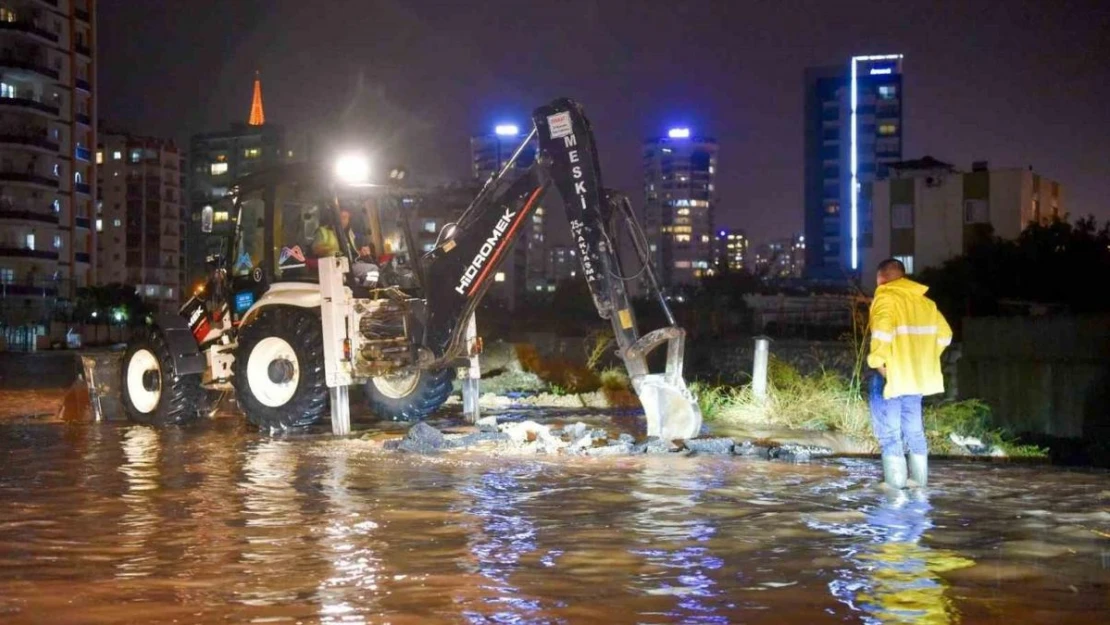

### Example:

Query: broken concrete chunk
xmin=476 ymin=415 xmax=499 ymax=432
xmin=633 ymin=436 xmax=677 ymax=455
xmin=397 ymin=422 xmax=448 ymax=453
xmin=684 ymin=437 xmax=736 ymax=455
xmin=733 ymin=440 xmax=771 ymax=458
xmin=768 ymin=443 xmax=833 ymax=462
xmin=585 ymin=441 xmax=634 ymax=457
xmin=618 ymin=432 xmax=635 ymax=444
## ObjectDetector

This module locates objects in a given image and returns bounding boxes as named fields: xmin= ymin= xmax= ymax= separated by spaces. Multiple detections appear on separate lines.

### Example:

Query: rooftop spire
xmin=248 ymin=70 xmax=265 ymax=126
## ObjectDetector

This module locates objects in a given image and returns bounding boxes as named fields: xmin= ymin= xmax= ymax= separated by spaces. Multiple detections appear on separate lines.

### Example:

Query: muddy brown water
xmin=0 ymin=414 xmax=1107 ymax=624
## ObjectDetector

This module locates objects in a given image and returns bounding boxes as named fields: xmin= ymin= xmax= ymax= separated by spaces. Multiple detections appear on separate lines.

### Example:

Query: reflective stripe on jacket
xmin=866 ymin=277 xmax=952 ymax=399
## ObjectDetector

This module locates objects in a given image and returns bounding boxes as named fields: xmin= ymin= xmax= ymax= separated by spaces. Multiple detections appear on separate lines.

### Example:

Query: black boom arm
xmin=421 ymin=98 xmax=673 ymax=370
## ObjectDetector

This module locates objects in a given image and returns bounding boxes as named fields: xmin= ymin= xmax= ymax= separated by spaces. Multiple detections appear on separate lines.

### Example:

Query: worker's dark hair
xmin=877 ymin=258 xmax=906 ymax=276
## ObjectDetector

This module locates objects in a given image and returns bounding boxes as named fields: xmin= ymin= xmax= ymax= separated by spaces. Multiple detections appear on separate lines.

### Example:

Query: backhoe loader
xmin=116 ymin=98 xmax=702 ymax=440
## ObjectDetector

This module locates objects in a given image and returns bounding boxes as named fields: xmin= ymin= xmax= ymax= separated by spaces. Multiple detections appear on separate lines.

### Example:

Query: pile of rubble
xmin=379 ymin=417 xmax=833 ymax=462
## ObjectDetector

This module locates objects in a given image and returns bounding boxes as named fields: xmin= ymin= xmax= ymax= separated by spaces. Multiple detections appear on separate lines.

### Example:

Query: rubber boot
xmin=908 ymin=453 xmax=928 ymax=488
xmin=881 ymin=453 xmax=908 ymax=490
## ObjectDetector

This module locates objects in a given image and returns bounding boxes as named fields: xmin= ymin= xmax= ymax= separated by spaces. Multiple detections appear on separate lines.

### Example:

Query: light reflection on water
xmin=0 ymin=418 xmax=1106 ymax=624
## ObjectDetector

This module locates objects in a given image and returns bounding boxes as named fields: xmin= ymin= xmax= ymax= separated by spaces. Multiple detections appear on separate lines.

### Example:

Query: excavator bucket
xmin=80 ymin=352 xmax=124 ymax=421
xmin=622 ymin=327 xmax=703 ymax=441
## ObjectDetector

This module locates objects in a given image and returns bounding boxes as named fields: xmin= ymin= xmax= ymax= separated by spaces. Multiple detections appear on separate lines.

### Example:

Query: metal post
xmin=752 ymin=336 xmax=770 ymax=401
xmin=462 ymin=313 xmax=481 ymax=423
xmin=330 ymin=386 xmax=351 ymax=436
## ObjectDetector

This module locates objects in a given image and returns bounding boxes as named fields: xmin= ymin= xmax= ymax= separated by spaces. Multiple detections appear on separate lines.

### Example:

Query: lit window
xmin=0 ymin=82 xmax=13 ymax=98
xmin=661 ymin=148 xmax=672 ymax=154
xmin=878 ymin=85 xmax=897 ymax=100
xmin=878 ymin=124 xmax=898 ymax=136
xmin=0 ymin=268 xmax=12 ymax=283
xmin=52 ymin=164 xmax=59 ymax=177
xmin=53 ymin=234 xmax=62 ymax=249
xmin=216 ymin=154 xmax=227 ymax=162
xmin=74 ymin=171 xmax=82 ymax=183
xmin=112 ymin=218 xmax=121 ymax=227
xmin=423 ymin=220 xmax=436 ymax=233
xmin=244 ymin=148 xmax=261 ymax=159
xmin=95 ymin=218 xmax=102 ymax=232
xmin=494 ymin=271 xmax=505 ymax=282
xmin=674 ymin=260 xmax=691 ymax=268
xmin=701 ymin=235 xmax=709 ymax=243
xmin=210 ymin=162 xmax=228 ymax=175
xmin=892 ymin=204 xmax=913 ymax=229
xmin=213 ymin=211 xmax=229 ymax=223
xmin=676 ymin=208 xmax=690 ymax=216
xmin=112 ymin=150 xmax=122 ymax=160
xmin=51 ymin=200 xmax=60 ymax=213
xmin=422 ymin=242 xmax=435 ymax=253
xmin=25 ymin=233 xmax=35 ymax=250
xmin=893 ymin=255 xmax=914 ymax=274
xmin=675 ymin=234 xmax=691 ymax=242
xmin=129 ymin=149 xmax=141 ymax=163
xmin=95 ymin=151 xmax=103 ymax=164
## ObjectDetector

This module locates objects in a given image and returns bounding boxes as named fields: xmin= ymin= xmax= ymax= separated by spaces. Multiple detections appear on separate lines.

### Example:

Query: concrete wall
xmin=958 ymin=315 xmax=1110 ymax=438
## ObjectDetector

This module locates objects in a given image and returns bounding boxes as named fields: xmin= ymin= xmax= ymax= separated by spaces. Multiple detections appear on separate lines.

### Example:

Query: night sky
xmin=99 ymin=0 xmax=1110 ymax=243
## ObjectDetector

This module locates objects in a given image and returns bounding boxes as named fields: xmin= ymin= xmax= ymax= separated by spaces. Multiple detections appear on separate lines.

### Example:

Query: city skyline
xmin=97 ymin=0 xmax=1110 ymax=244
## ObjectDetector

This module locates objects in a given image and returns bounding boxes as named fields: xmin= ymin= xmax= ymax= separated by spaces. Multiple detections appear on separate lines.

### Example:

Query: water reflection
xmin=116 ymin=426 xmax=161 ymax=579
xmin=315 ymin=445 xmax=382 ymax=624
xmin=630 ymin=460 xmax=728 ymax=623
xmin=823 ymin=492 xmax=974 ymax=624
xmin=458 ymin=463 xmax=544 ymax=623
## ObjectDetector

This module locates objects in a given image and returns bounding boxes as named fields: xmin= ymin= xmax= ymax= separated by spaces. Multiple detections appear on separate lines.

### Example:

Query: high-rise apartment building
xmin=714 ymin=228 xmax=748 ymax=273
xmin=95 ymin=133 xmax=184 ymax=312
xmin=186 ymin=73 xmax=286 ymax=285
xmin=0 ymin=0 xmax=97 ymax=333
xmin=643 ymin=128 xmax=718 ymax=289
xmin=804 ymin=55 xmax=903 ymax=280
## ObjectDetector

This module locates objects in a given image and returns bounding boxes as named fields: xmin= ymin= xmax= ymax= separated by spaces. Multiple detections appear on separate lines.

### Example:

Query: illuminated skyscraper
xmin=804 ymin=55 xmax=903 ymax=279
xmin=643 ymin=128 xmax=718 ymax=289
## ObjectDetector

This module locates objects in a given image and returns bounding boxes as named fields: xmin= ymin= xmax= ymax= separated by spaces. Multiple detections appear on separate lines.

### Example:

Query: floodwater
xmin=0 ymin=416 xmax=1107 ymax=624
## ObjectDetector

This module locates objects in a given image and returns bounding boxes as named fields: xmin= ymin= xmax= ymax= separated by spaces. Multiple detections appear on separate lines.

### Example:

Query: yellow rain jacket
xmin=867 ymin=278 xmax=953 ymax=399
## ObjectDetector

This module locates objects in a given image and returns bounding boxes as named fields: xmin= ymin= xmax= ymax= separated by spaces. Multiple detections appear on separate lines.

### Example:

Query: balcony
xmin=0 ymin=96 xmax=61 ymax=116
xmin=0 ymin=282 xmax=58 ymax=297
xmin=76 ymin=217 xmax=90 ymax=229
xmin=0 ymin=133 xmax=59 ymax=152
xmin=0 ymin=246 xmax=58 ymax=260
xmin=75 ymin=252 xmax=90 ymax=264
xmin=75 ymin=146 xmax=91 ymax=161
xmin=75 ymin=43 xmax=91 ymax=57
xmin=75 ymin=113 xmax=91 ymax=125
xmin=0 ymin=171 xmax=60 ymax=188
xmin=0 ymin=20 xmax=60 ymax=44
xmin=75 ymin=78 xmax=90 ymax=92
xmin=75 ymin=182 xmax=91 ymax=195
xmin=0 ymin=57 xmax=60 ymax=80
xmin=75 ymin=8 xmax=91 ymax=22
xmin=0 ymin=208 xmax=59 ymax=224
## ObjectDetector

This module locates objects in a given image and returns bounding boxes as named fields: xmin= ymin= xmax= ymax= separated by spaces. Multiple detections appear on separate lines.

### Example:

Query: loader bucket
xmin=622 ymin=327 xmax=703 ymax=441
xmin=80 ymin=352 xmax=124 ymax=421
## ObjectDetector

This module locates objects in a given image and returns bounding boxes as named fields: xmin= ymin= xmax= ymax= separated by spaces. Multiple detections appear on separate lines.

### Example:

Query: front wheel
xmin=120 ymin=329 xmax=203 ymax=426
xmin=232 ymin=307 xmax=329 ymax=431
xmin=365 ymin=368 xmax=455 ymax=421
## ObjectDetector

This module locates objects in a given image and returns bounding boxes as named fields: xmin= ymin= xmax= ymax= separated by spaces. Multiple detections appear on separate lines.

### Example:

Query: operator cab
xmin=207 ymin=163 xmax=424 ymax=325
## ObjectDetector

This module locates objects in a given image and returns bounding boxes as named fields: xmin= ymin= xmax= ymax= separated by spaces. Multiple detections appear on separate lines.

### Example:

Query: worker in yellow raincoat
xmin=867 ymin=258 xmax=953 ymax=489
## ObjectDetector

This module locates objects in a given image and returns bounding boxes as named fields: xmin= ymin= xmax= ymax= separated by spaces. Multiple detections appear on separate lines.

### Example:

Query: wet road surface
xmin=0 ymin=415 xmax=1107 ymax=624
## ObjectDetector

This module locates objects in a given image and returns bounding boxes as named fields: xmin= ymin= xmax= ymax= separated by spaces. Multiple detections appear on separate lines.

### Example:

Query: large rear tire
xmin=365 ymin=368 xmax=454 ymax=421
xmin=232 ymin=307 xmax=328 ymax=431
xmin=120 ymin=329 xmax=204 ymax=426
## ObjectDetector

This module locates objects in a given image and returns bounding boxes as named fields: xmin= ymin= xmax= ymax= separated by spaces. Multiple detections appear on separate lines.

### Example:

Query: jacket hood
xmin=877 ymin=277 xmax=928 ymax=296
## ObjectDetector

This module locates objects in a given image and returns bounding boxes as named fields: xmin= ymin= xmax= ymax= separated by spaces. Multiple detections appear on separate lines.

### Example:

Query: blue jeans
xmin=869 ymin=374 xmax=927 ymax=456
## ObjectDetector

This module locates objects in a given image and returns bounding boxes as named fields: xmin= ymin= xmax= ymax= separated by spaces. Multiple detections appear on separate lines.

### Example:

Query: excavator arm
xmin=422 ymin=98 xmax=702 ymax=440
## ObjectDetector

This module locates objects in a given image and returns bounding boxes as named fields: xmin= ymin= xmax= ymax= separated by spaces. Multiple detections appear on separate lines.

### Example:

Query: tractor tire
xmin=365 ymin=368 xmax=455 ymax=422
xmin=120 ymin=328 xmax=204 ymax=427
xmin=232 ymin=306 xmax=328 ymax=431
